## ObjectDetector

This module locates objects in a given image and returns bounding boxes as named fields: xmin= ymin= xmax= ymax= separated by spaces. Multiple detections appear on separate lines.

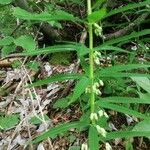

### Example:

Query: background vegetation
xmin=0 ymin=0 xmax=150 ymax=149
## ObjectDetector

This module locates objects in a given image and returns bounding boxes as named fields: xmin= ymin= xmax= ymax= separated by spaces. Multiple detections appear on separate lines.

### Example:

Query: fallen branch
xmin=104 ymin=13 xmax=149 ymax=40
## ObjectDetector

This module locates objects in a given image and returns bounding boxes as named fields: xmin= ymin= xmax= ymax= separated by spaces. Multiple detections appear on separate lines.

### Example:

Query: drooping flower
xmin=96 ymin=125 xmax=107 ymax=137
xmin=81 ymin=143 xmax=88 ymax=150
xmin=105 ymin=142 xmax=112 ymax=150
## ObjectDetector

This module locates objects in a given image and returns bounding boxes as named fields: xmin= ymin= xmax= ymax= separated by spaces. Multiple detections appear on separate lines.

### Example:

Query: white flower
xmin=81 ymin=143 xmax=88 ymax=150
xmin=104 ymin=112 xmax=109 ymax=118
xmin=99 ymin=80 xmax=104 ymax=86
xmin=90 ymin=113 xmax=98 ymax=121
xmin=95 ymin=89 xmax=102 ymax=95
xmin=85 ymin=87 xmax=90 ymax=93
xmin=94 ymin=57 xmax=100 ymax=65
xmin=105 ymin=143 xmax=112 ymax=150
xmin=96 ymin=125 xmax=107 ymax=137
xmin=98 ymin=110 xmax=104 ymax=117
xmin=98 ymin=110 xmax=109 ymax=118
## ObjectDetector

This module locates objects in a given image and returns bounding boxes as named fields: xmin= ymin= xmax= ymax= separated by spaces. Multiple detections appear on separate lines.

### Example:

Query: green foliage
xmin=1 ymin=0 xmax=150 ymax=149
xmin=0 ymin=0 xmax=12 ymax=5
xmin=89 ymin=126 xmax=99 ymax=150
xmin=0 ymin=115 xmax=19 ymax=130
xmin=29 ymin=115 xmax=50 ymax=125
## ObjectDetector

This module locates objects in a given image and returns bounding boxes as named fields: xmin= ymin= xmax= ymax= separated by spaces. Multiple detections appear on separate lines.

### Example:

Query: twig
xmin=104 ymin=13 xmax=149 ymax=40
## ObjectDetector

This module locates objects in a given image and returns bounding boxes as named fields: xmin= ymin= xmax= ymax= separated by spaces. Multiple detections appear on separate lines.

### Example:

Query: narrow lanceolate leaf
xmin=106 ymin=130 xmax=150 ymax=141
xmin=97 ymin=101 xmax=150 ymax=119
xmin=131 ymin=77 xmax=150 ymax=94
xmin=87 ymin=8 xmax=107 ymax=23
xmin=99 ymin=73 xmax=150 ymax=78
xmin=68 ymin=76 xmax=90 ymax=105
xmin=32 ymin=121 xmax=84 ymax=144
xmin=14 ymin=35 xmax=36 ymax=51
xmin=99 ymin=64 xmax=150 ymax=74
xmin=18 ymin=44 xmax=87 ymax=56
xmin=105 ymin=0 xmax=150 ymax=18
xmin=102 ymin=29 xmax=150 ymax=45
xmin=99 ymin=97 xmax=150 ymax=104
xmin=89 ymin=126 xmax=99 ymax=150
xmin=14 ymin=7 xmax=82 ymax=22
xmin=94 ymin=46 xmax=131 ymax=53
xmin=28 ymin=73 xmax=81 ymax=87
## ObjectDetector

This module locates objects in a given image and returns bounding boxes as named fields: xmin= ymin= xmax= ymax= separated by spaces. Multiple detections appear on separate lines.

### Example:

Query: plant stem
xmin=87 ymin=0 xmax=95 ymax=124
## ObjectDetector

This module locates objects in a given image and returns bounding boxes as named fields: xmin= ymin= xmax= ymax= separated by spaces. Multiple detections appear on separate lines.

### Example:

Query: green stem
xmin=87 ymin=0 xmax=95 ymax=124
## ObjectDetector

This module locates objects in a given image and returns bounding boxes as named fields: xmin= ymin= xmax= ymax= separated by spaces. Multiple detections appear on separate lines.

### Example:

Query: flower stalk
xmin=87 ymin=0 xmax=95 ymax=124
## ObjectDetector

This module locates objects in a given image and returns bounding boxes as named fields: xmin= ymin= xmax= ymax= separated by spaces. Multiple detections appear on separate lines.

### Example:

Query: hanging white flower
xmin=96 ymin=125 xmax=107 ymax=137
xmin=98 ymin=110 xmax=104 ymax=117
xmin=99 ymin=80 xmax=104 ymax=86
xmin=105 ymin=143 xmax=112 ymax=150
xmin=81 ymin=143 xmax=88 ymax=150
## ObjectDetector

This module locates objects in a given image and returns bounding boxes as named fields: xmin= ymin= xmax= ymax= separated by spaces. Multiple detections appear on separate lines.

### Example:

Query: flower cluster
xmin=96 ymin=125 xmax=107 ymax=137
xmin=94 ymin=23 xmax=102 ymax=37
xmin=90 ymin=110 xmax=109 ymax=137
xmin=93 ymin=51 xmax=101 ymax=65
xmin=85 ymin=80 xmax=104 ymax=95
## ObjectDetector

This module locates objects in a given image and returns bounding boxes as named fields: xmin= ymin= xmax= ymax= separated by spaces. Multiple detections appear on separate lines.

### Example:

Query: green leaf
xmin=99 ymin=97 xmax=150 ymax=104
xmin=106 ymin=130 xmax=150 ymax=140
xmin=53 ymin=97 xmax=71 ymax=109
xmin=105 ymin=0 xmax=150 ymax=18
xmin=32 ymin=121 xmax=85 ymax=144
xmin=29 ymin=73 xmax=81 ymax=87
xmin=14 ymin=35 xmax=36 ymax=52
xmin=99 ymin=72 xmax=150 ymax=78
xmin=103 ymin=29 xmax=150 ymax=45
xmin=133 ymin=120 xmax=150 ymax=139
xmin=29 ymin=114 xmax=50 ymax=125
xmin=131 ymin=77 xmax=150 ymax=93
xmin=98 ymin=64 xmax=150 ymax=74
xmin=0 ymin=36 xmax=14 ymax=46
xmin=0 ymin=115 xmax=19 ymax=130
xmin=68 ymin=76 xmax=90 ymax=105
xmin=89 ymin=126 xmax=99 ymax=150
xmin=0 ymin=0 xmax=12 ymax=4
xmin=97 ymin=101 xmax=150 ymax=119
xmin=13 ymin=7 xmax=81 ymax=22
xmin=87 ymin=8 xmax=107 ymax=23
xmin=94 ymin=45 xmax=131 ymax=53
xmin=1 ymin=45 xmax=16 ymax=57
xmin=17 ymin=44 xmax=87 ymax=56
